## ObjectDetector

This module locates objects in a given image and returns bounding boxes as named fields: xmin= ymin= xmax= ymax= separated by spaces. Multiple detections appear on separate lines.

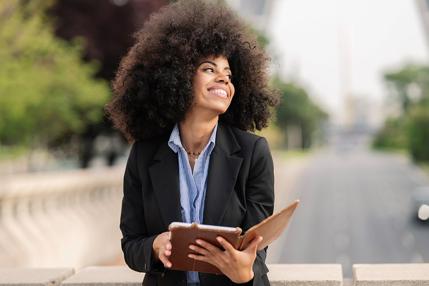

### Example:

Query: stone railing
xmin=1 ymin=264 xmax=429 ymax=285
xmin=1 ymin=167 xmax=429 ymax=285
xmin=0 ymin=166 xmax=124 ymax=267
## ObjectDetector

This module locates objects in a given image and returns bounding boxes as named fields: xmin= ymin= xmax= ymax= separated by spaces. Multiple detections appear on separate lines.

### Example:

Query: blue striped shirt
xmin=168 ymin=123 xmax=217 ymax=285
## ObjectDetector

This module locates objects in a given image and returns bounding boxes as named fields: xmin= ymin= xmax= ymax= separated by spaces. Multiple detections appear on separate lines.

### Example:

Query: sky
xmin=267 ymin=0 xmax=428 ymax=124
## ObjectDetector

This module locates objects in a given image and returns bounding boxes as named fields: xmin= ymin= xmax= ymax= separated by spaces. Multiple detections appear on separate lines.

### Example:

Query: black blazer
xmin=120 ymin=123 xmax=274 ymax=286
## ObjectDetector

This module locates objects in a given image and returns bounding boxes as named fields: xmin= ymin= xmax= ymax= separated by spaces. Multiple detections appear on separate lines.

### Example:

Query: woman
xmin=106 ymin=0 xmax=278 ymax=285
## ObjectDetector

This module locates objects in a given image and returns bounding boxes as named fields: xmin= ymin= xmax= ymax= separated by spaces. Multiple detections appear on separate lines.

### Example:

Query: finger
xmin=192 ymin=243 xmax=225 ymax=270
xmin=188 ymin=253 xmax=223 ymax=270
xmin=189 ymin=244 xmax=210 ymax=256
xmin=159 ymin=254 xmax=172 ymax=268
xmin=165 ymin=242 xmax=172 ymax=250
xmin=188 ymin=253 xmax=211 ymax=264
xmin=164 ymin=249 xmax=171 ymax=256
xmin=216 ymin=236 xmax=236 ymax=253
xmin=195 ymin=239 xmax=221 ymax=254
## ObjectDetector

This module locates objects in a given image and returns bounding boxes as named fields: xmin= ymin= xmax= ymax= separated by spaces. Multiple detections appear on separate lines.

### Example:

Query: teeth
xmin=209 ymin=89 xmax=227 ymax=98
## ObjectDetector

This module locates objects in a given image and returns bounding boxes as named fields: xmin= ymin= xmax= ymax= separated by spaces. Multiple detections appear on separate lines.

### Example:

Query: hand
xmin=152 ymin=231 xmax=172 ymax=268
xmin=188 ymin=235 xmax=263 ymax=283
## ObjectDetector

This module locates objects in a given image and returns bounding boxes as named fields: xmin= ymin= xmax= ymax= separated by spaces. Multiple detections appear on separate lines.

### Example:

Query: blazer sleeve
xmin=241 ymin=137 xmax=275 ymax=285
xmin=119 ymin=143 xmax=164 ymax=274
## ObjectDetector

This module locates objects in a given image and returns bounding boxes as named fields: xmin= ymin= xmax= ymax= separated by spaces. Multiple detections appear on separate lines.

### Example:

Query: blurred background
xmin=0 ymin=0 xmax=428 ymax=278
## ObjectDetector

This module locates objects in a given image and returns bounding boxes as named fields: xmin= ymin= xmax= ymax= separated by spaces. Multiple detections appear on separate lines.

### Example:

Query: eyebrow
xmin=199 ymin=60 xmax=231 ymax=71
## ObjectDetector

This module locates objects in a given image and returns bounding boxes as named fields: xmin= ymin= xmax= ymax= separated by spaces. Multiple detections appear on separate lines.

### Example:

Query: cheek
xmin=191 ymin=79 xmax=205 ymax=99
xmin=192 ymin=78 xmax=203 ymax=91
xmin=230 ymin=85 xmax=235 ymax=98
xmin=192 ymin=74 xmax=210 ymax=94
xmin=194 ymin=76 xmax=205 ymax=87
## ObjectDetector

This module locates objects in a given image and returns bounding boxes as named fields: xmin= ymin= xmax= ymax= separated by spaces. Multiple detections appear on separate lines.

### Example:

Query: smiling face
xmin=190 ymin=55 xmax=235 ymax=117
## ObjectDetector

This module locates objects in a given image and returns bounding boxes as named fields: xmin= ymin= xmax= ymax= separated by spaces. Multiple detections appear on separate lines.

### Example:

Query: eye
xmin=203 ymin=67 xmax=214 ymax=73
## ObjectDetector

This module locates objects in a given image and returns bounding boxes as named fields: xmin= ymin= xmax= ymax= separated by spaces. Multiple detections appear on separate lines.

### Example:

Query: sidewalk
xmin=267 ymin=149 xmax=313 ymax=263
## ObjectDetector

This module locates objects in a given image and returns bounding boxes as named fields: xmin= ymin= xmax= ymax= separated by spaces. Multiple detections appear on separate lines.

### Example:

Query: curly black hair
xmin=105 ymin=0 xmax=278 ymax=142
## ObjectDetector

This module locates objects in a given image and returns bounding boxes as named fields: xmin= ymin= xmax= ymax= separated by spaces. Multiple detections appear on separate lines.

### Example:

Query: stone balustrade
xmin=1 ymin=168 xmax=429 ymax=285
xmin=1 ymin=265 xmax=429 ymax=285
xmin=0 ymin=166 xmax=124 ymax=267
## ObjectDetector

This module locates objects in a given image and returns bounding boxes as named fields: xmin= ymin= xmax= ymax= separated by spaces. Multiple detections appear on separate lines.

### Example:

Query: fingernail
xmin=195 ymin=239 xmax=201 ymax=244
xmin=188 ymin=254 xmax=194 ymax=258
xmin=189 ymin=245 xmax=194 ymax=250
xmin=216 ymin=237 xmax=222 ymax=242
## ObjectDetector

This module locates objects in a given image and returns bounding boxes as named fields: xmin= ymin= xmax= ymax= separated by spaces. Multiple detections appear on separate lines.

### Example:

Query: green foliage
xmin=407 ymin=105 xmax=429 ymax=162
xmin=374 ymin=64 xmax=429 ymax=162
xmin=384 ymin=64 xmax=429 ymax=113
xmin=248 ymin=26 xmax=269 ymax=48
xmin=0 ymin=1 xmax=110 ymax=147
xmin=372 ymin=117 xmax=408 ymax=150
xmin=273 ymin=78 xmax=328 ymax=148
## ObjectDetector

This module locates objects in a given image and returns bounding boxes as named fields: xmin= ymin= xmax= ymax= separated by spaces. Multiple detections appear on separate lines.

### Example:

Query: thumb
xmin=245 ymin=236 xmax=263 ymax=253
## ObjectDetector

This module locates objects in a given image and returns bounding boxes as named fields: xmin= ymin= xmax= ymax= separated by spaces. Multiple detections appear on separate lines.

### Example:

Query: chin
xmin=196 ymin=99 xmax=231 ymax=115
xmin=211 ymin=105 xmax=230 ymax=115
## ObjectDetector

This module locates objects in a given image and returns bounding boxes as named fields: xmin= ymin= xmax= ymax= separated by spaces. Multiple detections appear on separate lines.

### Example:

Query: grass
xmin=272 ymin=148 xmax=312 ymax=161
xmin=372 ymin=147 xmax=409 ymax=154
xmin=0 ymin=145 xmax=27 ymax=160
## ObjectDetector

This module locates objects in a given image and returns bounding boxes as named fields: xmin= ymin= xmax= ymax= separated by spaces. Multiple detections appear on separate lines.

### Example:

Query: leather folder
xmin=168 ymin=199 xmax=299 ymax=274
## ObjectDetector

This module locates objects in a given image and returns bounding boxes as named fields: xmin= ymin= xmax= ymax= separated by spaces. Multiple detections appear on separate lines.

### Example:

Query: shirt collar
xmin=168 ymin=123 xmax=218 ymax=153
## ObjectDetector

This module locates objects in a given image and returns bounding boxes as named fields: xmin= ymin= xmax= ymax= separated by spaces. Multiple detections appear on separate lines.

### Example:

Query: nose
xmin=215 ymin=72 xmax=230 ymax=84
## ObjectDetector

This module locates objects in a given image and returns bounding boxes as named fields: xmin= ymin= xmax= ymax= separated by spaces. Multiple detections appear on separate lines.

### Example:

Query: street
xmin=267 ymin=134 xmax=429 ymax=277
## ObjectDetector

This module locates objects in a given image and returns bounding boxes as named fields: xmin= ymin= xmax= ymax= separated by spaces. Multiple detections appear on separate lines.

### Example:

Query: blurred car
xmin=411 ymin=186 xmax=429 ymax=222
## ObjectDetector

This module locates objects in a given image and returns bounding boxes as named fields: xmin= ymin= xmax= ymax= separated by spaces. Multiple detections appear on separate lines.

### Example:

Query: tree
xmin=48 ymin=0 xmax=168 ymax=167
xmin=374 ymin=64 xmax=429 ymax=162
xmin=384 ymin=64 xmax=429 ymax=113
xmin=0 ymin=1 xmax=109 ymax=152
xmin=274 ymin=79 xmax=328 ymax=149
xmin=372 ymin=117 xmax=408 ymax=150
xmin=408 ymin=105 xmax=429 ymax=162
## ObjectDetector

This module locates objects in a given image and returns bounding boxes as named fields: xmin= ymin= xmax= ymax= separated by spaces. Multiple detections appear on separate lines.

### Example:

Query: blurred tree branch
xmin=0 ymin=0 xmax=109 ymax=165
xmin=374 ymin=64 xmax=429 ymax=162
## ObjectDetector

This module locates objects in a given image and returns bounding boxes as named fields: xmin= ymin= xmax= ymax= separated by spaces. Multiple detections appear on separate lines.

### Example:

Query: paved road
xmin=267 ymin=139 xmax=429 ymax=277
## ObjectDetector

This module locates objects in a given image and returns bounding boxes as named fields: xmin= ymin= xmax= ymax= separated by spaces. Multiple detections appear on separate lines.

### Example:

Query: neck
xmin=179 ymin=113 xmax=218 ymax=153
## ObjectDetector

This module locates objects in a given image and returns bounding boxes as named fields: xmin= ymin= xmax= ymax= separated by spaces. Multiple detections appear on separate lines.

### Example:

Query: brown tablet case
xmin=168 ymin=199 xmax=299 ymax=274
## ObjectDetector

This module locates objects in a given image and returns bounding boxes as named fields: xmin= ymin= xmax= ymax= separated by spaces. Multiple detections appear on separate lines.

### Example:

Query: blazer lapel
xmin=203 ymin=124 xmax=243 ymax=225
xmin=149 ymin=142 xmax=182 ymax=229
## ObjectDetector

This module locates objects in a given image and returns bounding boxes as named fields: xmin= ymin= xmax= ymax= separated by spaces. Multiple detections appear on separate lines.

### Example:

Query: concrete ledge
xmin=1 ymin=264 xmax=429 ymax=285
xmin=0 ymin=268 xmax=74 ymax=286
xmin=267 ymin=264 xmax=343 ymax=286
xmin=62 ymin=266 xmax=143 ymax=286
xmin=353 ymin=264 xmax=429 ymax=286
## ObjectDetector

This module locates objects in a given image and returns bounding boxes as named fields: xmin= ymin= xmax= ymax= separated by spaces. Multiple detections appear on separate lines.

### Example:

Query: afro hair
xmin=105 ymin=0 xmax=278 ymax=142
